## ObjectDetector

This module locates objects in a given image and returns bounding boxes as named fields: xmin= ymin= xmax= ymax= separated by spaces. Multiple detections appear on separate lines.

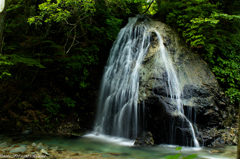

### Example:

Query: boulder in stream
xmin=134 ymin=131 xmax=154 ymax=146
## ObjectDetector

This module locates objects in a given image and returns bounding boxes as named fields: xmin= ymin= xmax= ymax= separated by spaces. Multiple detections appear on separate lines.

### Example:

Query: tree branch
xmin=142 ymin=0 xmax=155 ymax=14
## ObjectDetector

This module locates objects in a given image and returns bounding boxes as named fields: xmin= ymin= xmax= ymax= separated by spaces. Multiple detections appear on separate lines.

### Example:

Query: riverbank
xmin=0 ymin=132 xmax=237 ymax=159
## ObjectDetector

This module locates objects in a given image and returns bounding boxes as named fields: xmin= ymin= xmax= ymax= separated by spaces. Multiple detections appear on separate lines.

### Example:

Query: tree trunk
xmin=238 ymin=102 xmax=240 ymax=159
xmin=0 ymin=0 xmax=7 ymax=54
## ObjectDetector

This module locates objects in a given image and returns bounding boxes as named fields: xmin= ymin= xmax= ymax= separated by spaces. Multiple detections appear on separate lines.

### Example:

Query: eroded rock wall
xmin=138 ymin=19 xmax=236 ymax=146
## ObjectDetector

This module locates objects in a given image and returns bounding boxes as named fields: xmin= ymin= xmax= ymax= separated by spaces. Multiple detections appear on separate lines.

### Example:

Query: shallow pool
xmin=0 ymin=132 xmax=236 ymax=159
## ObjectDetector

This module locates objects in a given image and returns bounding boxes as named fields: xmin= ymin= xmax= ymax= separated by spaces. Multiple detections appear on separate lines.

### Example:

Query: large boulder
xmin=137 ymin=19 xmax=236 ymax=146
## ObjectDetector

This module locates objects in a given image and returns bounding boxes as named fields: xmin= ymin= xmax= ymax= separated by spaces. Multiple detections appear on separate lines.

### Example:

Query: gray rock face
xmin=137 ymin=19 xmax=236 ymax=146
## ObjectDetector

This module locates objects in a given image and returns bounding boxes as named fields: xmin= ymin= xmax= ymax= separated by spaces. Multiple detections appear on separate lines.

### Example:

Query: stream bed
xmin=0 ymin=132 xmax=237 ymax=159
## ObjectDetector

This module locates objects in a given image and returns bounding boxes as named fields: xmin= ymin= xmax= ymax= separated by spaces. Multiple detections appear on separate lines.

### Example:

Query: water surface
xmin=0 ymin=133 xmax=236 ymax=159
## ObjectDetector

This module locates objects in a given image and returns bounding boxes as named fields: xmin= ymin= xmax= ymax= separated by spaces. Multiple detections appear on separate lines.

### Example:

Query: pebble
xmin=70 ymin=152 xmax=79 ymax=156
xmin=31 ymin=142 xmax=37 ymax=147
xmin=49 ymin=146 xmax=58 ymax=151
xmin=36 ymin=143 xmax=48 ymax=151
xmin=21 ymin=129 xmax=32 ymax=135
xmin=10 ymin=146 xmax=27 ymax=153
xmin=2 ymin=147 xmax=12 ymax=153
xmin=209 ymin=149 xmax=221 ymax=153
xmin=40 ymin=149 xmax=50 ymax=156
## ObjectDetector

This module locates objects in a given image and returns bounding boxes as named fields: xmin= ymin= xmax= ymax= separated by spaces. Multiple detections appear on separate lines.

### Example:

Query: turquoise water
xmin=0 ymin=133 xmax=236 ymax=159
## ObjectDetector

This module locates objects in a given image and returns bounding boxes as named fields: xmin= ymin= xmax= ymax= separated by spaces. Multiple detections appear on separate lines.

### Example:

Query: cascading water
xmin=94 ymin=17 xmax=151 ymax=139
xmin=94 ymin=16 xmax=199 ymax=147
xmin=153 ymin=29 xmax=199 ymax=147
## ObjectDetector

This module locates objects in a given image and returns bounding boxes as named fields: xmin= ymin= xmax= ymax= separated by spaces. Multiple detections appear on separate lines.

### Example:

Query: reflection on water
xmin=0 ymin=132 xmax=236 ymax=159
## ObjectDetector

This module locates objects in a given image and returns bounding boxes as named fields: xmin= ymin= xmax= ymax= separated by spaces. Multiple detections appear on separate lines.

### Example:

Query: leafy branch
xmin=165 ymin=147 xmax=197 ymax=159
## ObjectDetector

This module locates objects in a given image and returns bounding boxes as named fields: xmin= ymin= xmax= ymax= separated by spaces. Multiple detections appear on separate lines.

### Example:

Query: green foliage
xmin=63 ymin=97 xmax=76 ymax=108
xmin=106 ymin=17 xmax=123 ymax=41
xmin=165 ymin=147 xmax=197 ymax=159
xmin=28 ymin=0 xmax=96 ymax=25
xmin=0 ymin=54 xmax=45 ymax=79
xmin=42 ymin=95 xmax=61 ymax=116
xmin=0 ymin=55 xmax=14 ymax=78
xmin=166 ymin=0 xmax=220 ymax=54
xmin=9 ymin=54 xmax=45 ymax=68
xmin=58 ymin=45 xmax=99 ymax=88
xmin=160 ymin=0 xmax=240 ymax=104
xmin=42 ymin=95 xmax=77 ymax=119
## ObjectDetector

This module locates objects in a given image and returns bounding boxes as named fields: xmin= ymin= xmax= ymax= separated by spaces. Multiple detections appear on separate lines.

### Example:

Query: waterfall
xmin=153 ymin=29 xmax=199 ymax=147
xmin=94 ymin=17 xmax=151 ymax=139
xmin=94 ymin=16 xmax=199 ymax=147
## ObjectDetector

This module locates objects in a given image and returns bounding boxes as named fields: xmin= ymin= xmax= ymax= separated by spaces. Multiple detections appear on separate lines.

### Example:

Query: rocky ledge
xmin=0 ymin=141 xmax=126 ymax=159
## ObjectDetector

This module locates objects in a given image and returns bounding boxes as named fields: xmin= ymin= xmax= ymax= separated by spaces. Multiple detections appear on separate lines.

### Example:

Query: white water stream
xmin=94 ymin=17 xmax=199 ymax=147
xmin=153 ymin=29 xmax=199 ymax=147
xmin=94 ymin=17 xmax=150 ymax=139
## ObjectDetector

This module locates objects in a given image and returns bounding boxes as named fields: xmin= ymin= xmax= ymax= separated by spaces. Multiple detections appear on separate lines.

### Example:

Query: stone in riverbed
xmin=134 ymin=131 xmax=154 ymax=146
xmin=49 ymin=146 xmax=58 ymax=151
xmin=40 ymin=149 xmax=50 ymax=156
xmin=36 ymin=143 xmax=48 ymax=151
xmin=70 ymin=129 xmax=84 ymax=137
xmin=10 ymin=146 xmax=27 ymax=153
xmin=0 ymin=142 xmax=10 ymax=147
xmin=70 ymin=153 xmax=79 ymax=156
xmin=21 ymin=129 xmax=32 ymax=135
xmin=209 ymin=149 xmax=222 ymax=153
xmin=2 ymin=147 xmax=12 ymax=153
xmin=31 ymin=142 xmax=37 ymax=147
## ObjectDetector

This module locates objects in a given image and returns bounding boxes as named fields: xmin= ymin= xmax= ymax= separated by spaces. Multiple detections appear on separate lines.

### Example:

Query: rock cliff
xmin=137 ymin=19 xmax=236 ymax=146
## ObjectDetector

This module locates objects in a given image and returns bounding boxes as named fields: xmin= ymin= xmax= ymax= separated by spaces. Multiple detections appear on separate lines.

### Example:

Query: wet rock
xmin=57 ymin=121 xmax=81 ymax=136
xmin=49 ymin=146 xmax=58 ymax=151
xmin=36 ymin=143 xmax=48 ymax=151
xmin=134 ymin=131 xmax=154 ymax=146
xmin=31 ymin=142 xmax=37 ymax=147
xmin=40 ymin=149 xmax=50 ymax=156
xmin=70 ymin=129 xmax=84 ymax=137
xmin=57 ymin=147 xmax=64 ymax=151
xmin=137 ymin=20 xmax=236 ymax=146
xmin=0 ymin=142 xmax=9 ymax=148
xmin=209 ymin=149 xmax=222 ymax=153
xmin=21 ymin=129 xmax=32 ymax=135
xmin=10 ymin=146 xmax=27 ymax=153
xmin=198 ymin=126 xmax=238 ymax=147
xmin=2 ymin=147 xmax=12 ymax=153
xmin=210 ymin=137 xmax=225 ymax=147
xmin=70 ymin=152 xmax=79 ymax=156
